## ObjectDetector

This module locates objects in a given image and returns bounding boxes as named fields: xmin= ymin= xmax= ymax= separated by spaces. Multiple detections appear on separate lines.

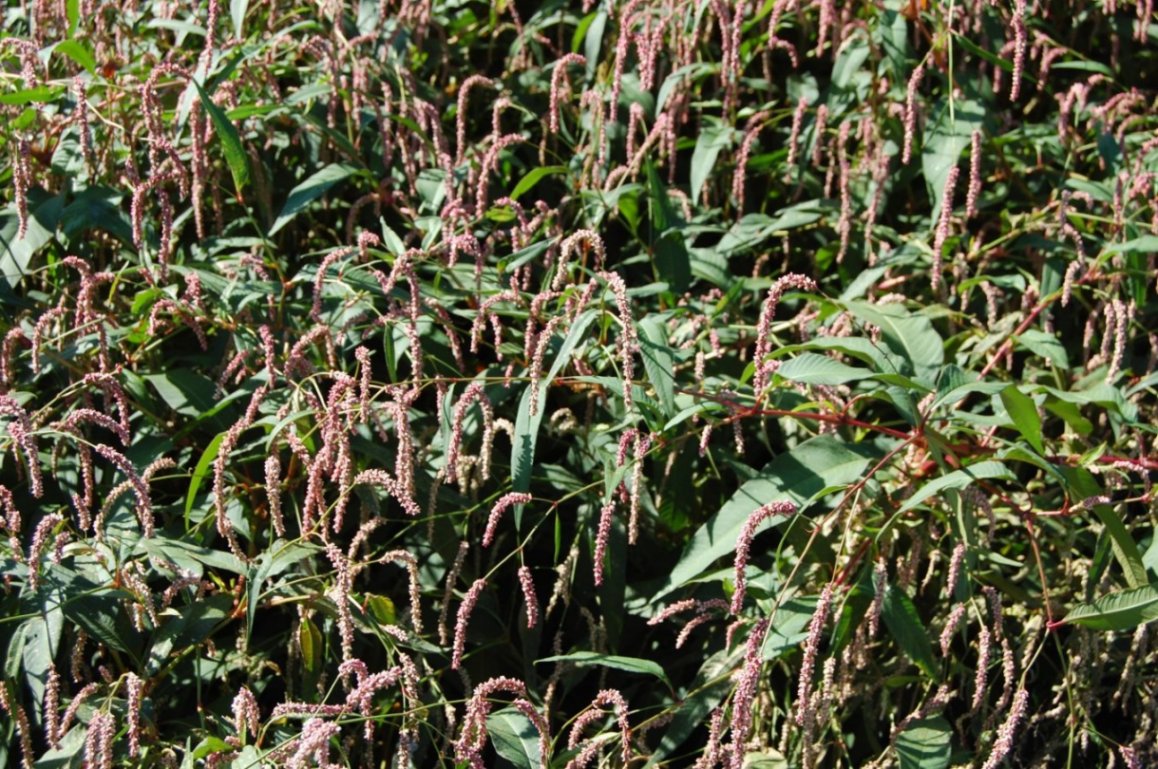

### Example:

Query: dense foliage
xmin=1 ymin=0 xmax=1157 ymax=766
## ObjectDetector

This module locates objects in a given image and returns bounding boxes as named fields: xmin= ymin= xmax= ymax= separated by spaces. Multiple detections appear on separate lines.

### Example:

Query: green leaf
xmin=842 ymin=300 xmax=944 ymax=381
xmin=185 ymin=431 xmax=226 ymax=525
xmin=898 ymin=460 xmax=1014 ymax=514
xmin=65 ymin=0 xmax=79 ymax=34
xmin=22 ymin=599 xmax=64 ymax=720
xmin=230 ymin=0 xmax=249 ymax=38
xmin=139 ymin=537 xmax=246 ymax=576
xmin=1043 ymin=383 xmax=1137 ymax=424
xmin=248 ymin=541 xmax=318 ymax=641
xmin=1 ymin=196 xmax=62 ymax=289
xmin=268 ymin=163 xmax=360 ymax=236
xmin=645 ymin=645 xmax=737 ymax=765
xmin=0 ymin=85 xmax=65 ymax=105
xmin=999 ymin=385 xmax=1044 ymax=454
xmin=690 ymin=119 xmax=734 ymax=205
xmin=777 ymin=353 xmax=873 ymax=386
xmin=1092 ymin=503 xmax=1148 ymax=590
xmin=762 ymin=596 xmax=818 ymax=659
xmin=192 ymin=736 xmax=235 ymax=760
xmin=656 ymin=62 xmax=716 ymax=114
xmin=895 ymin=717 xmax=952 ymax=769
xmin=765 ymin=200 xmax=828 ymax=232
xmin=1044 ymin=398 xmax=1092 ymax=435
xmin=776 ymin=337 xmax=903 ymax=374
xmin=953 ymin=33 xmax=1013 ymax=72
xmin=487 ymin=708 xmax=541 ymax=769
xmin=510 ymin=165 xmax=566 ymax=200
xmin=881 ymin=585 xmax=937 ymax=677
xmin=145 ymin=370 xmax=218 ymax=417
xmin=1063 ymin=468 xmax=1147 ymax=589
xmin=536 ymin=651 xmax=671 ymax=686
xmin=637 ymin=316 xmax=676 ymax=417
xmin=146 ymin=595 xmax=232 ymax=675
xmin=1050 ymin=59 xmax=1115 ymax=77
xmin=744 ymin=751 xmax=790 ymax=768
xmin=300 ymin=615 xmax=323 ymax=675
xmin=366 ymin=595 xmax=396 ymax=626
xmin=53 ymin=40 xmax=97 ymax=74
xmin=192 ymin=79 xmax=251 ymax=198
xmin=582 ymin=9 xmax=608 ymax=79
xmin=1104 ymin=235 xmax=1158 ymax=255
xmin=653 ymin=435 xmax=875 ymax=601
xmin=1016 ymin=329 xmax=1069 ymax=369
xmin=831 ymin=34 xmax=870 ymax=90
xmin=1064 ymin=583 xmax=1158 ymax=631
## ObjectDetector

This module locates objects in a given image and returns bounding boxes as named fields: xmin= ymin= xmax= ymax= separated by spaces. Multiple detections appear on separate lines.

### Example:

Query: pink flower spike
xmin=482 ymin=492 xmax=532 ymax=547
xmin=517 ymin=566 xmax=539 ymax=628
xmin=730 ymin=501 xmax=797 ymax=614
xmin=452 ymin=578 xmax=487 ymax=670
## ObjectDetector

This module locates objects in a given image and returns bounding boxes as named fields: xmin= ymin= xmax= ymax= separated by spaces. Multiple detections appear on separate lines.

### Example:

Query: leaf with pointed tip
xmin=192 ymin=80 xmax=250 ymax=198
xmin=1064 ymin=584 xmax=1158 ymax=632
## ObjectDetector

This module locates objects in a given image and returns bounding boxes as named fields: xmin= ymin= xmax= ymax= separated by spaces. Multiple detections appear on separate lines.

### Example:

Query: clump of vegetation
xmin=1 ymin=0 xmax=1156 ymax=766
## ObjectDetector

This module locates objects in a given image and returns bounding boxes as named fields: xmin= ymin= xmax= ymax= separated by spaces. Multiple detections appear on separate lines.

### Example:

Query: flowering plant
xmin=0 ymin=0 xmax=1156 ymax=767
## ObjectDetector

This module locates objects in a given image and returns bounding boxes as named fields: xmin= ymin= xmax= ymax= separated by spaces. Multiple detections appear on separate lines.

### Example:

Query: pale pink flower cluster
xmin=868 ymin=559 xmax=887 ymax=637
xmin=453 ymin=577 xmax=487 ymax=669
xmin=351 ymin=468 xmax=421 ymax=517
xmin=95 ymin=444 xmax=156 ymax=537
xmin=439 ymin=541 xmax=471 ymax=645
xmin=549 ymin=54 xmax=587 ymax=134
xmin=732 ymin=111 xmax=770 ymax=211
xmin=378 ymin=549 xmax=425 ymax=636
xmin=27 ymin=512 xmax=63 ymax=591
xmin=447 ymin=381 xmax=495 ymax=484
xmin=1010 ymin=0 xmax=1027 ymax=101
xmin=84 ymin=710 xmax=115 ymax=769
xmin=932 ymin=166 xmax=960 ymax=292
xmin=980 ymin=688 xmax=1029 ymax=769
xmin=972 ymin=624 xmax=992 ymax=711
xmin=517 ymin=566 xmax=539 ymax=628
xmin=567 ymin=688 xmax=632 ymax=768
xmin=456 ymin=676 xmax=546 ymax=769
xmin=555 ymin=230 xmax=608 ymax=290
xmin=627 ymin=431 xmax=652 ymax=544
xmin=967 ymin=130 xmax=982 ymax=218
xmin=940 ymin=602 xmax=967 ymax=657
xmin=945 ymin=542 xmax=966 ymax=598
xmin=126 ymin=673 xmax=144 ymax=757
xmin=288 ymin=717 xmax=340 ymax=769
xmin=455 ymin=75 xmax=495 ymax=166
xmin=786 ymin=97 xmax=809 ymax=170
xmin=0 ymin=394 xmax=43 ymax=498
xmin=650 ymin=598 xmax=730 ymax=648
xmin=727 ymin=618 xmax=769 ymax=769
xmin=231 ymin=686 xmax=261 ymax=740
xmin=795 ymin=584 xmax=834 ymax=726
xmin=58 ymin=683 xmax=98 ymax=747
xmin=212 ymin=383 xmax=270 ymax=554
xmin=0 ymin=676 xmax=34 ymax=769
xmin=902 ymin=62 xmax=926 ymax=164
xmin=482 ymin=492 xmax=533 ymax=547
xmin=752 ymin=274 xmax=818 ymax=395
xmin=811 ymin=104 xmax=828 ymax=168
xmin=836 ymin=120 xmax=853 ymax=263
xmin=694 ymin=708 xmax=726 ymax=769
xmin=730 ymin=501 xmax=797 ymax=614
xmin=593 ymin=498 xmax=617 ymax=587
